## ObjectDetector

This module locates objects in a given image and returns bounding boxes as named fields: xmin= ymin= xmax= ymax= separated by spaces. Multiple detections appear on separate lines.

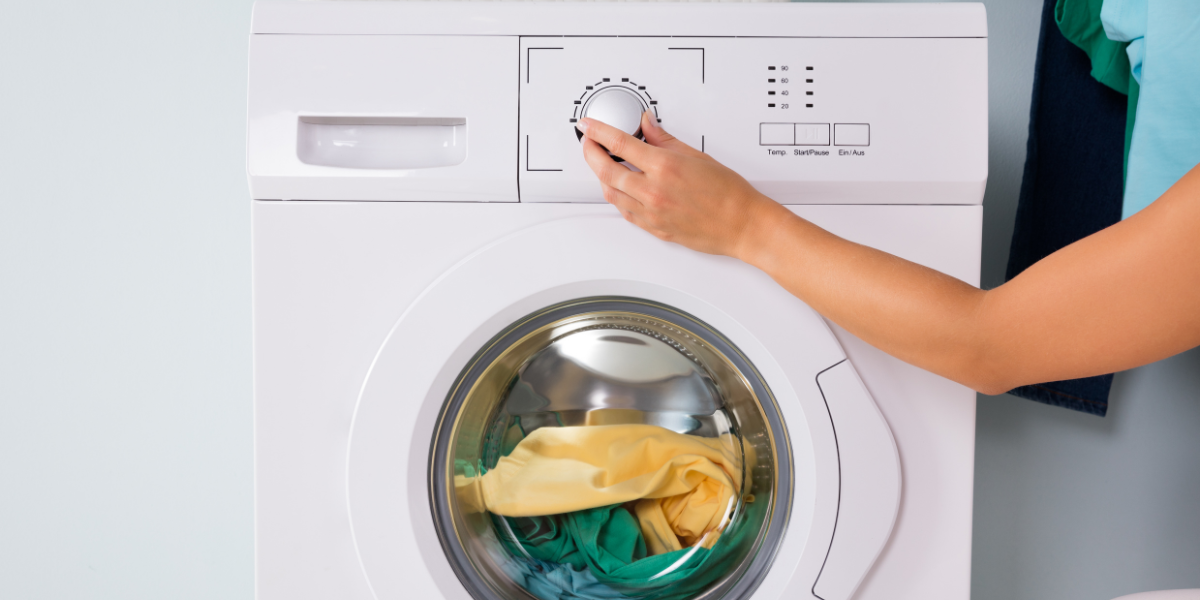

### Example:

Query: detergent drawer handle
xmin=296 ymin=116 xmax=467 ymax=170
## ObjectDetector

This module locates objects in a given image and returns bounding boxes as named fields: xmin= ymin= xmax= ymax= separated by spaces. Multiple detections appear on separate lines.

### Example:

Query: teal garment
xmin=509 ymin=505 xmax=648 ymax=575
xmin=485 ymin=420 xmax=764 ymax=600
xmin=514 ymin=559 xmax=630 ymax=600
xmin=1124 ymin=76 xmax=1140 ymax=181
xmin=1054 ymin=0 xmax=1140 ymax=177
xmin=1056 ymin=0 xmax=1133 ymax=93
xmin=503 ymin=501 xmax=766 ymax=600
xmin=1102 ymin=0 xmax=1200 ymax=218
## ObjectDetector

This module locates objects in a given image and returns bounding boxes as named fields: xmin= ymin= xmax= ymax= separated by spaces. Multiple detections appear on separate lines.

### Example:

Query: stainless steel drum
xmin=430 ymin=298 xmax=791 ymax=600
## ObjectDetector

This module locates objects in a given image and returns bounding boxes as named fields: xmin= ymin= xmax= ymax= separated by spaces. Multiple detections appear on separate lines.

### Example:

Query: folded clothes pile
xmin=456 ymin=424 xmax=757 ymax=600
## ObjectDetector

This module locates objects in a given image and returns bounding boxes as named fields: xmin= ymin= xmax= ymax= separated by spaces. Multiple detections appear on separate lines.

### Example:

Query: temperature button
xmin=760 ymin=123 xmax=795 ymax=146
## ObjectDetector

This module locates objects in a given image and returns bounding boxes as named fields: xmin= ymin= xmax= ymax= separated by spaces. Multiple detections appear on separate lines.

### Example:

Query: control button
xmin=759 ymin=123 xmax=795 ymax=146
xmin=834 ymin=123 xmax=870 ymax=146
xmin=796 ymin=123 xmax=830 ymax=146
xmin=580 ymin=87 xmax=647 ymax=139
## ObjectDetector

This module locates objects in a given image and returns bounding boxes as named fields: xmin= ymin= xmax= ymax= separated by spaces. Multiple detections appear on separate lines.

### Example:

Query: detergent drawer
xmin=248 ymin=35 xmax=518 ymax=202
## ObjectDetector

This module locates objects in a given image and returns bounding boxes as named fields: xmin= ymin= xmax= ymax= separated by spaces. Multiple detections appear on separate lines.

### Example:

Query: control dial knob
xmin=579 ymin=86 xmax=647 ymax=139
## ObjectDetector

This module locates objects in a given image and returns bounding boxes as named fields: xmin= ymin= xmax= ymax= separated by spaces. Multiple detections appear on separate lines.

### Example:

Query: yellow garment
xmin=457 ymin=424 xmax=753 ymax=556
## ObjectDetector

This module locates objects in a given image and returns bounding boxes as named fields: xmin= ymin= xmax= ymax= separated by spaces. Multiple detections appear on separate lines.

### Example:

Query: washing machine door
xmin=346 ymin=215 xmax=900 ymax=600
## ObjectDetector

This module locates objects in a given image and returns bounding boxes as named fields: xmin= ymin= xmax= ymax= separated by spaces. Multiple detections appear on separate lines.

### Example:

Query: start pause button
xmin=759 ymin=123 xmax=830 ymax=146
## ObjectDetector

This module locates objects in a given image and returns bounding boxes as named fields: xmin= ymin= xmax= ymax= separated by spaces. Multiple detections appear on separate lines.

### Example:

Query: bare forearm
xmin=576 ymin=115 xmax=1200 ymax=393
xmin=737 ymin=201 xmax=1002 ymax=392
xmin=736 ymin=163 xmax=1200 ymax=394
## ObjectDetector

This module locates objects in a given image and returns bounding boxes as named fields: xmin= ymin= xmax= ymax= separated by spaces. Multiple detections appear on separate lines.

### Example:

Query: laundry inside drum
xmin=432 ymin=300 xmax=785 ymax=600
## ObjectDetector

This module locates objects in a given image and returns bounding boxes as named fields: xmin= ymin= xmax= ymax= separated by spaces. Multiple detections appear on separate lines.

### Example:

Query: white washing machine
xmin=248 ymin=3 xmax=987 ymax=600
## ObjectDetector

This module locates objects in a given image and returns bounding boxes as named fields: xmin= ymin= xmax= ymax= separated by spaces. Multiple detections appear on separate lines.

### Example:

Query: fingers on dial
xmin=582 ymin=138 xmax=644 ymax=193
xmin=640 ymin=112 xmax=701 ymax=156
xmin=578 ymin=117 xmax=661 ymax=170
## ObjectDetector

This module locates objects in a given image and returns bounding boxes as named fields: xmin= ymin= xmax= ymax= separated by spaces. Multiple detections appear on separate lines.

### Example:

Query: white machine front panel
xmin=253 ymin=202 xmax=979 ymax=600
xmin=248 ymin=35 xmax=518 ymax=202
xmin=519 ymin=37 xmax=986 ymax=204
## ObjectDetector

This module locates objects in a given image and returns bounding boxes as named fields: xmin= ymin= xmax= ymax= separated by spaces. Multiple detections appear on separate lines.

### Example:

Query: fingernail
xmin=644 ymin=112 xmax=658 ymax=129
xmin=576 ymin=118 xmax=590 ymax=135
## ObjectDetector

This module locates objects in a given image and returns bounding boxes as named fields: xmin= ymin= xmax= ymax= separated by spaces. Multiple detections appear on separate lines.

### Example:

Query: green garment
xmin=508 ymin=505 xmax=648 ymax=574
xmin=484 ymin=419 xmax=764 ymax=599
xmin=1056 ymin=0 xmax=1132 ymax=93
xmin=1054 ymin=0 xmax=1140 ymax=178
xmin=503 ymin=500 xmax=765 ymax=600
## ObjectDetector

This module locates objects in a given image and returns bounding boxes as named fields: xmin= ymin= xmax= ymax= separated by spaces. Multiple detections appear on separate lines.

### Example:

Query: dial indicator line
xmin=525 ymin=135 xmax=562 ymax=172
xmin=525 ymin=47 xmax=563 ymax=84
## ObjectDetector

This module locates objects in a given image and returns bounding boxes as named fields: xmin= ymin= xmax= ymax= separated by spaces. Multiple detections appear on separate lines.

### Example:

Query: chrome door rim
xmin=429 ymin=296 xmax=793 ymax=600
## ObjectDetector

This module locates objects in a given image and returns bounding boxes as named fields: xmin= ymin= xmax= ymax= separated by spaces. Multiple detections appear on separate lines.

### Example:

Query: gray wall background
xmin=0 ymin=1 xmax=1196 ymax=599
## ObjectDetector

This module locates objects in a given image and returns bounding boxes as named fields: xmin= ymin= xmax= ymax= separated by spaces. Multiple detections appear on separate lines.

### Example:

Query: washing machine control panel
xmin=519 ymin=37 xmax=986 ymax=204
xmin=248 ymin=22 xmax=986 ymax=204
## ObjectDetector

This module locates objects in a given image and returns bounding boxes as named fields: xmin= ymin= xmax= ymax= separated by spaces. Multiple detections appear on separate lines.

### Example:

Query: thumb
xmin=641 ymin=112 xmax=705 ymax=157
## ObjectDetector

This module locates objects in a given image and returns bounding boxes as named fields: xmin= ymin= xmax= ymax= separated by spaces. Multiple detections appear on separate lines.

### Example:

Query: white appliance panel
xmin=252 ymin=202 xmax=980 ymax=600
xmin=248 ymin=35 xmax=518 ymax=202
xmin=519 ymin=37 xmax=987 ymax=204
xmin=251 ymin=1 xmax=987 ymax=39
xmin=250 ymin=5 xmax=985 ymax=600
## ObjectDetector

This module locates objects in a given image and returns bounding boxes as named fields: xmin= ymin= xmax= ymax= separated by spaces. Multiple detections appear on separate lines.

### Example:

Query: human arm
xmin=577 ymin=112 xmax=1200 ymax=394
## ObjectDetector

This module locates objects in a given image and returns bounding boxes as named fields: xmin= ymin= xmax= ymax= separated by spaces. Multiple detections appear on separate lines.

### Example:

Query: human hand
xmin=577 ymin=112 xmax=789 ymax=260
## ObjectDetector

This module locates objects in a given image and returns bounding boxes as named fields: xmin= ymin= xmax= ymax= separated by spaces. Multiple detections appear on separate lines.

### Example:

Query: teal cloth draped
xmin=501 ymin=501 xmax=763 ymax=600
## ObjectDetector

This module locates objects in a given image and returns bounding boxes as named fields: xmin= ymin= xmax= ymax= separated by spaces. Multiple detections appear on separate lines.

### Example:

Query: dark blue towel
xmin=1004 ymin=0 xmax=1128 ymax=416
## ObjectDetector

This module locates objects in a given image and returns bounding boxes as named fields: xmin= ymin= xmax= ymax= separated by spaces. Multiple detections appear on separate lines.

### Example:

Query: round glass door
xmin=430 ymin=298 xmax=790 ymax=600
